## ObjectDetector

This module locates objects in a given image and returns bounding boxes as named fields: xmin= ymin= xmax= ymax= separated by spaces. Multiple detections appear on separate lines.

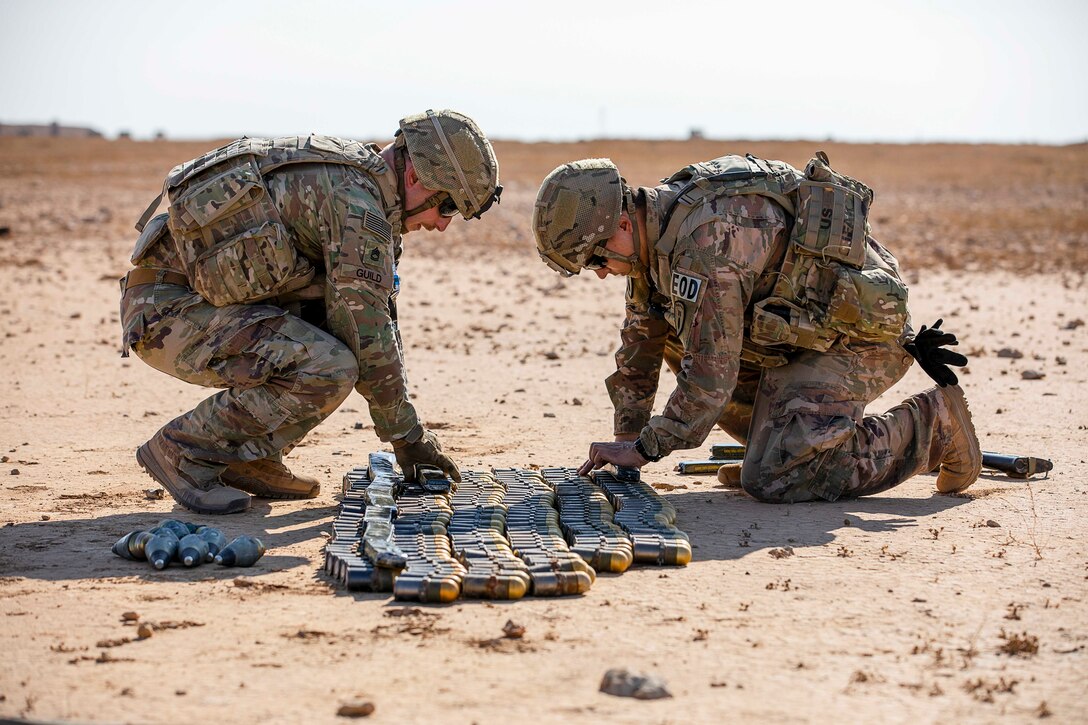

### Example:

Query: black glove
xmin=392 ymin=427 xmax=462 ymax=483
xmin=904 ymin=318 xmax=968 ymax=387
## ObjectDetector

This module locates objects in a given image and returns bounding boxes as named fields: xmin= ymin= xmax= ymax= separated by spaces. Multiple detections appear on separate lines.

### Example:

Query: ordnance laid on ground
xmin=215 ymin=536 xmax=266 ymax=567
xmin=156 ymin=519 xmax=192 ymax=540
xmin=494 ymin=468 xmax=595 ymax=596
xmin=708 ymin=443 xmax=745 ymax=461
xmin=675 ymin=460 xmax=726 ymax=475
xmin=145 ymin=530 xmax=180 ymax=570
xmin=196 ymin=527 xmax=227 ymax=561
xmin=982 ymin=452 xmax=1053 ymax=479
xmin=592 ymin=468 xmax=691 ymax=566
xmin=360 ymin=453 xmax=410 ymax=570
xmin=112 ymin=530 xmax=155 ymax=561
xmin=448 ymin=470 xmax=530 ymax=599
xmin=543 ymin=467 xmax=633 ymax=573
xmin=178 ymin=533 xmax=209 ymax=567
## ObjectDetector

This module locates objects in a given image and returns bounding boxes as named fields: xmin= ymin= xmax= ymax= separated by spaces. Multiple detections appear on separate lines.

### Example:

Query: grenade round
xmin=145 ymin=533 xmax=180 ymax=570
xmin=156 ymin=520 xmax=191 ymax=540
xmin=178 ymin=533 xmax=209 ymax=567
xmin=215 ymin=536 xmax=266 ymax=567
xmin=112 ymin=530 xmax=154 ymax=561
xmin=196 ymin=527 xmax=227 ymax=561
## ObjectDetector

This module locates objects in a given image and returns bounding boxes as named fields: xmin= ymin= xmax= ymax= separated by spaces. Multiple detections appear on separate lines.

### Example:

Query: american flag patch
xmin=363 ymin=210 xmax=392 ymax=241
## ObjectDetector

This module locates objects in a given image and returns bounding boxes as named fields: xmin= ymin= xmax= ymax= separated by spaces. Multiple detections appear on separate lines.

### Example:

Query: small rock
xmin=768 ymin=547 xmax=794 ymax=559
xmin=986 ymin=520 xmax=1001 ymax=528
xmin=137 ymin=623 xmax=153 ymax=639
xmin=337 ymin=701 xmax=375 ymax=718
xmin=0 ymin=456 xmax=7 ymax=463
xmin=599 ymin=668 xmax=672 ymax=700
xmin=543 ymin=412 xmax=556 ymax=418
xmin=353 ymin=422 xmax=364 ymax=430
xmin=502 ymin=620 xmax=526 ymax=639
xmin=1021 ymin=369 xmax=1045 ymax=380
xmin=1056 ymin=356 xmax=1067 ymax=365
xmin=543 ymin=351 xmax=560 ymax=360
xmin=145 ymin=488 xmax=164 ymax=500
xmin=1063 ymin=318 xmax=1084 ymax=330
xmin=0 ymin=226 xmax=9 ymax=237
xmin=571 ymin=398 xmax=583 ymax=406
xmin=10 ymin=469 xmax=18 ymax=475
xmin=40 ymin=515 xmax=50 ymax=521
xmin=996 ymin=348 xmax=1023 ymax=359
xmin=121 ymin=611 xmax=139 ymax=622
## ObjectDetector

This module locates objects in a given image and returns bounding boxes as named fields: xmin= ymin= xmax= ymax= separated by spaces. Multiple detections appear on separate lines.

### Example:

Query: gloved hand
xmin=904 ymin=318 xmax=968 ymax=387
xmin=392 ymin=427 xmax=462 ymax=483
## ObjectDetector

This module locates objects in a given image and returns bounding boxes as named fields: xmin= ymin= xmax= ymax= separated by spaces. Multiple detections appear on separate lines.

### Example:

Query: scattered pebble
xmin=121 ymin=612 xmax=139 ymax=622
xmin=986 ymin=520 xmax=1001 ymax=528
xmin=1063 ymin=318 xmax=1084 ymax=330
xmin=543 ymin=412 xmax=556 ymax=418
xmin=502 ymin=620 xmax=526 ymax=639
xmin=144 ymin=488 xmax=164 ymax=500
xmin=40 ymin=515 xmax=50 ymax=521
xmin=337 ymin=700 xmax=375 ymax=718
xmin=136 ymin=623 xmax=153 ymax=639
xmin=10 ymin=469 xmax=18 ymax=475
xmin=353 ymin=422 xmax=364 ymax=430
xmin=1021 ymin=370 xmax=1045 ymax=380
xmin=571 ymin=398 xmax=583 ymax=406
xmin=996 ymin=347 xmax=1023 ymax=359
xmin=768 ymin=547 xmax=794 ymax=559
xmin=599 ymin=668 xmax=672 ymax=700
xmin=1056 ymin=356 xmax=1067 ymax=365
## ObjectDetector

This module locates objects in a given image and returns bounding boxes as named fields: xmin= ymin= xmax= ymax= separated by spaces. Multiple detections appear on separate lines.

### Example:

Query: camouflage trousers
xmin=120 ymin=276 xmax=358 ymax=476
xmin=664 ymin=334 xmax=944 ymax=502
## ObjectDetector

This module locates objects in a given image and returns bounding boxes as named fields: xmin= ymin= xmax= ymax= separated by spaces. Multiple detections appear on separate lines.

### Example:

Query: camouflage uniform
xmin=119 ymin=144 xmax=418 ymax=479
xmin=605 ymin=181 xmax=955 ymax=503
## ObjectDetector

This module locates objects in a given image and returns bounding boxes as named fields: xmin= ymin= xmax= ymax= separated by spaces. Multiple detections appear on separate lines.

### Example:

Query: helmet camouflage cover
xmin=533 ymin=159 xmax=624 ymax=276
xmin=399 ymin=109 xmax=500 ymax=220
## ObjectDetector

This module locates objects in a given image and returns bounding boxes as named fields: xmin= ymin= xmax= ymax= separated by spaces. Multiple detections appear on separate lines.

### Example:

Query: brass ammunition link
xmin=542 ymin=467 xmax=633 ymax=573
xmin=592 ymin=468 xmax=692 ymax=566
xmin=493 ymin=468 xmax=595 ymax=596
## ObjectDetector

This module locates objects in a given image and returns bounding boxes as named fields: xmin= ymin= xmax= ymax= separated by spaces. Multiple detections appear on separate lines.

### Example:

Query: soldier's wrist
xmin=391 ymin=423 xmax=425 ymax=448
xmin=635 ymin=430 xmax=664 ymax=462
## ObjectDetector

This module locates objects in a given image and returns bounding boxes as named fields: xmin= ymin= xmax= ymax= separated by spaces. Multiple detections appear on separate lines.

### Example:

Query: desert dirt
xmin=0 ymin=137 xmax=1086 ymax=723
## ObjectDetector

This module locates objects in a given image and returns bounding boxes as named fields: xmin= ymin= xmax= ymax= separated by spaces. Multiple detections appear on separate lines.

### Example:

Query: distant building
xmin=0 ymin=122 xmax=104 ymax=138
xmin=688 ymin=128 xmax=705 ymax=140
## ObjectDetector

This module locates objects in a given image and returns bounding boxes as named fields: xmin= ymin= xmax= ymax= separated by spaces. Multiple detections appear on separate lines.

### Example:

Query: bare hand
xmin=577 ymin=441 xmax=648 ymax=476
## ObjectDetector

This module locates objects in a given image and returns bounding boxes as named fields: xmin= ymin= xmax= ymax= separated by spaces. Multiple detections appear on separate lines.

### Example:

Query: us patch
xmin=363 ymin=210 xmax=393 ymax=242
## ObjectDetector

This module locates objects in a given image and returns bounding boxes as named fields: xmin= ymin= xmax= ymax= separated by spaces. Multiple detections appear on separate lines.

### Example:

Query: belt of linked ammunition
xmin=493 ymin=468 xmax=595 ymax=596
xmin=448 ymin=470 xmax=531 ymax=599
xmin=543 ymin=467 xmax=632 ymax=573
xmin=591 ymin=469 xmax=692 ymax=566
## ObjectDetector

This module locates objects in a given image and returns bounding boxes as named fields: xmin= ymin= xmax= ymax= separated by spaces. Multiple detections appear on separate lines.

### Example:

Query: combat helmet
xmin=397 ymin=109 xmax=501 ymax=220
xmin=533 ymin=158 xmax=636 ymax=276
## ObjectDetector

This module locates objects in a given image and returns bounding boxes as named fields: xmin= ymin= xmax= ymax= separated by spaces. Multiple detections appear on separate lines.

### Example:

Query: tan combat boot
xmin=222 ymin=458 xmax=321 ymax=499
xmin=136 ymin=429 xmax=251 ymax=515
xmin=716 ymin=462 xmax=743 ymax=489
xmin=934 ymin=385 xmax=982 ymax=493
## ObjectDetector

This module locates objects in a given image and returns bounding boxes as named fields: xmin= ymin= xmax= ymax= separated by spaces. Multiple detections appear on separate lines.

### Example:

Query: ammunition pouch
xmin=167 ymin=156 xmax=313 ymax=307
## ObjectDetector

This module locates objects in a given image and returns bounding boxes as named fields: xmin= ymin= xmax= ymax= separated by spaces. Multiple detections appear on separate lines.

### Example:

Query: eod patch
xmin=666 ymin=268 xmax=707 ymax=345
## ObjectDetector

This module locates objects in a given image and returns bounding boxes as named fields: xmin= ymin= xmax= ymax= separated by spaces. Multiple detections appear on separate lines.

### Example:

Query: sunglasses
xmin=438 ymin=194 xmax=459 ymax=218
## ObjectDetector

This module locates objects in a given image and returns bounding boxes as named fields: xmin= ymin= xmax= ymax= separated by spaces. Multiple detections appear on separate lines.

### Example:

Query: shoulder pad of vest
xmin=166 ymin=138 xmax=271 ymax=189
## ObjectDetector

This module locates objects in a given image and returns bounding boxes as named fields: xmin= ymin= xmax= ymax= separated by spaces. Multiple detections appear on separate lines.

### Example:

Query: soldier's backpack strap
xmin=135 ymin=179 xmax=169 ymax=233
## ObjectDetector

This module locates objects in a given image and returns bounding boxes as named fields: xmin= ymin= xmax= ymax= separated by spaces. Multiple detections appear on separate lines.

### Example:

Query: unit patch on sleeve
xmin=666 ymin=267 xmax=707 ymax=347
xmin=671 ymin=270 xmax=704 ymax=303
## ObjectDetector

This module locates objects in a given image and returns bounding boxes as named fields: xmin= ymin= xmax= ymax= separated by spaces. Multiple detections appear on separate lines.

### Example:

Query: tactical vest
xmin=650 ymin=152 xmax=909 ymax=366
xmin=133 ymin=135 xmax=390 ymax=307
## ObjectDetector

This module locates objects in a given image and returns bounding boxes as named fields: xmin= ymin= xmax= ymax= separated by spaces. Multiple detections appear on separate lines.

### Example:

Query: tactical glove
xmin=904 ymin=318 xmax=968 ymax=387
xmin=392 ymin=427 xmax=462 ymax=483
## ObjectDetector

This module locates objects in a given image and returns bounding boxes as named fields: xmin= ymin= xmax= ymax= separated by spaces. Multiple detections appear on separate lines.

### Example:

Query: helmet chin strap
xmin=622 ymin=185 xmax=648 ymax=279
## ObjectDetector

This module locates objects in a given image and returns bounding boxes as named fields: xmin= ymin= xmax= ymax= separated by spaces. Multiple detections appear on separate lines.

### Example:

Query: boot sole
xmin=936 ymin=385 xmax=982 ymax=493
xmin=136 ymin=441 xmax=251 ymax=515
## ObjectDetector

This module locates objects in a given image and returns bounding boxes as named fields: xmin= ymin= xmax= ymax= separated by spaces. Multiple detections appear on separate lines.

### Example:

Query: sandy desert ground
xmin=0 ymin=136 xmax=1086 ymax=723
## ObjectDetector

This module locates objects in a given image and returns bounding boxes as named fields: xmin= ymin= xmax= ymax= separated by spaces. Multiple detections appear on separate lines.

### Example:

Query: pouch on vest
xmin=774 ymin=152 xmax=907 ymax=345
xmin=750 ymin=298 xmax=837 ymax=352
xmin=167 ymin=156 xmax=314 ymax=306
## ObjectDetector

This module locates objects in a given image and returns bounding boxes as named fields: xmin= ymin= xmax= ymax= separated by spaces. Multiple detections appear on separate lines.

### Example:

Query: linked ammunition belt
xmin=325 ymin=456 xmax=690 ymax=602
xmin=448 ymin=470 xmax=530 ymax=599
xmin=542 ymin=467 xmax=632 ymax=573
xmin=493 ymin=468 xmax=595 ymax=596
xmin=591 ymin=469 xmax=692 ymax=566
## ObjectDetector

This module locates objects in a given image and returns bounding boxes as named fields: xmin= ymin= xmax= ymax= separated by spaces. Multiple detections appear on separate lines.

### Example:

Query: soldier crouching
xmin=120 ymin=111 xmax=501 ymax=514
xmin=533 ymin=154 xmax=979 ymax=503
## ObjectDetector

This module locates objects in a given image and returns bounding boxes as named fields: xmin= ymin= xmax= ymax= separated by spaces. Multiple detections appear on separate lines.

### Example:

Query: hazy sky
xmin=2 ymin=0 xmax=1085 ymax=143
